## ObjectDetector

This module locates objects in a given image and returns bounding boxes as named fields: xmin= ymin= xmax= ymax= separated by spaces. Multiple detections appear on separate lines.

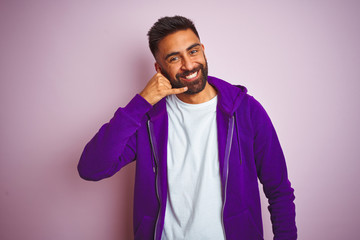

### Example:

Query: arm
xmin=78 ymin=71 xmax=187 ymax=181
xmin=77 ymin=94 xmax=152 ymax=181
xmin=251 ymin=97 xmax=297 ymax=240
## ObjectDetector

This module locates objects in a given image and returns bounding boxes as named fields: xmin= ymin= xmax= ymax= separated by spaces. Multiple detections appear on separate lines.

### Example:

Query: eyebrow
xmin=164 ymin=43 xmax=201 ymax=61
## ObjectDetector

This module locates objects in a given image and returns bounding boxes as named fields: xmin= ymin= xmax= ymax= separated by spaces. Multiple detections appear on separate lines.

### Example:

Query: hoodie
xmin=78 ymin=76 xmax=297 ymax=240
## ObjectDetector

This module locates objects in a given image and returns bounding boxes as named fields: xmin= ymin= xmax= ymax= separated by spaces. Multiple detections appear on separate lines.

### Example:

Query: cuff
xmin=122 ymin=94 xmax=153 ymax=122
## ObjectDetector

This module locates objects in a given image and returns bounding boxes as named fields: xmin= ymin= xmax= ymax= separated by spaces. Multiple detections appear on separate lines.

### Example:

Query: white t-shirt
xmin=162 ymin=94 xmax=225 ymax=240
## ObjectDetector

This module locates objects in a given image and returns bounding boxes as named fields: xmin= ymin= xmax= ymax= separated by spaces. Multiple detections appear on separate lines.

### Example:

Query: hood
xmin=208 ymin=76 xmax=247 ymax=116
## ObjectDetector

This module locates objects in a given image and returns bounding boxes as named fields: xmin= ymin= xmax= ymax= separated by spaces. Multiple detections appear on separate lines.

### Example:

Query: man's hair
xmin=147 ymin=15 xmax=200 ymax=57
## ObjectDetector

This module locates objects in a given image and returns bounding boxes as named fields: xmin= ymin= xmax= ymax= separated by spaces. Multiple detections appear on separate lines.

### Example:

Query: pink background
xmin=1 ymin=1 xmax=359 ymax=239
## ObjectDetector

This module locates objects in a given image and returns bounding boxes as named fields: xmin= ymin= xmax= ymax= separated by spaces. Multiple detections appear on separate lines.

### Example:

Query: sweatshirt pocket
xmin=134 ymin=216 xmax=156 ymax=240
xmin=223 ymin=209 xmax=263 ymax=240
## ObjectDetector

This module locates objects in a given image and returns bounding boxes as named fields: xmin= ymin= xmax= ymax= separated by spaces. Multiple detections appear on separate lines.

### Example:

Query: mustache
xmin=176 ymin=65 xmax=202 ymax=79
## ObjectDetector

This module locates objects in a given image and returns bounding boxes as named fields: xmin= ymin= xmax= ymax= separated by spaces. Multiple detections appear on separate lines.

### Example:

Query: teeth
xmin=186 ymin=71 xmax=197 ymax=79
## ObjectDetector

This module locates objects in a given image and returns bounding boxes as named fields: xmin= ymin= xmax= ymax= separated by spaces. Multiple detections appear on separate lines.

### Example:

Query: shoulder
xmin=209 ymin=76 xmax=265 ymax=112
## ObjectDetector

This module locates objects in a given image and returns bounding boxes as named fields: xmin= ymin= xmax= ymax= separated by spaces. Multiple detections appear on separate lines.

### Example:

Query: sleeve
xmin=250 ymin=97 xmax=297 ymax=240
xmin=77 ymin=94 xmax=152 ymax=181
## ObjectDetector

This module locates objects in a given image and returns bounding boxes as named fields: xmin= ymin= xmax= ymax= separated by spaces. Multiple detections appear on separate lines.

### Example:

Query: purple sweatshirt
xmin=78 ymin=76 xmax=297 ymax=240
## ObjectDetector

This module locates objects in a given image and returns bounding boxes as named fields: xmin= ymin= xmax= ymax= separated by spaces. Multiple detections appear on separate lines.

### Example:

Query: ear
xmin=201 ymin=44 xmax=207 ymax=60
xmin=154 ymin=62 xmax=161 ymax=73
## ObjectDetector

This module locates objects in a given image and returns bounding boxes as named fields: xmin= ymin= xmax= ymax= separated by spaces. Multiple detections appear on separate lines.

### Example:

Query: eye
xmin=190 ymin=49 xmax=198 ymax=55
xmin=169 ymin=56 xmax=179 ymax=62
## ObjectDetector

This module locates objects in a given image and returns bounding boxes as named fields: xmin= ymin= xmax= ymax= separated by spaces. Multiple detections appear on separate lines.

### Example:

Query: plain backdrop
xmin=1 ymin=0 xmax=359 ymax=239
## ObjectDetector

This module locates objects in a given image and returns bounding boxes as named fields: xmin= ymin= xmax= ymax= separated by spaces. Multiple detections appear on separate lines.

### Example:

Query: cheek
xmin=168 ymin=66 xmax=181 ymax=77
xmin=196 ymin=56 xmax=206 ymax=65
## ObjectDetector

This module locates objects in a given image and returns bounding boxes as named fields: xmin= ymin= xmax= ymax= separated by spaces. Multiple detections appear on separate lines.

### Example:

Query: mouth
xmin=180 ymin=70 xmax=200 ymax=82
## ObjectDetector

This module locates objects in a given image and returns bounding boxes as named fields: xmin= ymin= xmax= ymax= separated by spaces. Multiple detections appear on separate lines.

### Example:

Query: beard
xmin=161 ymin=59 xmax=208 ymax=95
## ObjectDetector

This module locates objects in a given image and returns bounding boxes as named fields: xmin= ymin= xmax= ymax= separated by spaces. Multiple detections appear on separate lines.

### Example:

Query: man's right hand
xmin=139 ymin=70 xmax=188 ymax=105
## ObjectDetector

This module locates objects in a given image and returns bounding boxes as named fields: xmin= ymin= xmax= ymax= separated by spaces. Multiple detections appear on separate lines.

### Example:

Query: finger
xmin=158 ymin=78 xmax=172 ymax=89
xmin=164 ymin=87 xmax=188 ymax=96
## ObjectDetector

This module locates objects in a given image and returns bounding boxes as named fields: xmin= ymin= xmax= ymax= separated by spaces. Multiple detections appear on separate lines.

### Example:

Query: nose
xmin=181 ymin=55 xmax=194 ymax=71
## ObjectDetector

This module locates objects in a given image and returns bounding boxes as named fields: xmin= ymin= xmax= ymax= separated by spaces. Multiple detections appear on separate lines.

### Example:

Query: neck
xmin=176 ymin=82 xmax=217 ymax=104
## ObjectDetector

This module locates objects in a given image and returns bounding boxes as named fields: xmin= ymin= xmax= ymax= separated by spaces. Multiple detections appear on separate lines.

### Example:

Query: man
xmin=78 ymin=16 xmax=297 ymax=240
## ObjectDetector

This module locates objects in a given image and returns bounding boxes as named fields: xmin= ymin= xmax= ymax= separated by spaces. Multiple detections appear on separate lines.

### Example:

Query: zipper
xmin=147 ymin=120 xmax=161 ymax=240
xmin=221 ymin=115 xmax=235 ymax=239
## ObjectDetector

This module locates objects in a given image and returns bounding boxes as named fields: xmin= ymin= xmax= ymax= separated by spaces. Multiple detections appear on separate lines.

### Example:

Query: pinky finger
xmin=167 ymin=86 xmax=188 ymax=96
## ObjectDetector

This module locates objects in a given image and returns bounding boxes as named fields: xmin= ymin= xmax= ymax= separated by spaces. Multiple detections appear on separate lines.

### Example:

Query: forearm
xmin=77 ymin=94 xmax=152 ymax=181
xmin=251 ymin=97 xmax=297 ymax=239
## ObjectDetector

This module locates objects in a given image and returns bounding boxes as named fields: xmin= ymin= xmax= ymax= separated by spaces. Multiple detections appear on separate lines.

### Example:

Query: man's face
xmin=155 ymin=29 xmax=208 ymax=95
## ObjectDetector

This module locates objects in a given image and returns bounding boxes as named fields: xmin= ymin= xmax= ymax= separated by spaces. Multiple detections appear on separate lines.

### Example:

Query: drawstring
xmin=234 ymin=112 xmax=242 ymax=165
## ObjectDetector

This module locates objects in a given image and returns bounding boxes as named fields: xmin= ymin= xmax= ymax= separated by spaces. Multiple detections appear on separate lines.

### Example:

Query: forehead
xmin=156 ymin=29 xmax=200 ymax=57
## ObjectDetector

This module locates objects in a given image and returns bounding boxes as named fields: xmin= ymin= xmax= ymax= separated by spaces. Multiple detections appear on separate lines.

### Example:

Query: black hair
xmin=147 ymin=15 xmax=200 ymax=57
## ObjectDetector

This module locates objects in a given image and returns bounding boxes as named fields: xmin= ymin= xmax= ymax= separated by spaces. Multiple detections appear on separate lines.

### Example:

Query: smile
xmin=182 ymin=70 xmax=199 ymax=81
